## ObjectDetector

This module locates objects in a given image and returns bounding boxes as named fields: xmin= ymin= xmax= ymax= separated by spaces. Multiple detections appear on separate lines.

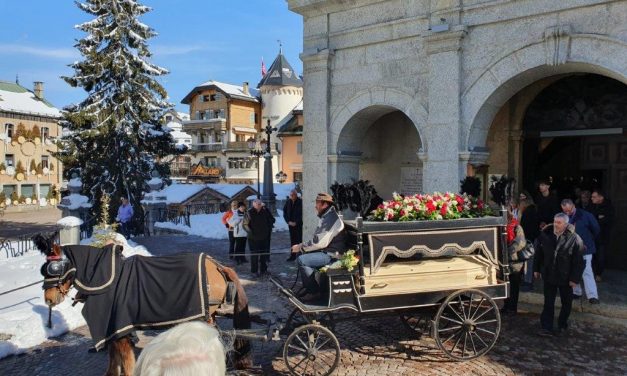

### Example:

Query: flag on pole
xmin=261 ymin=57 xmax=267 ymax=77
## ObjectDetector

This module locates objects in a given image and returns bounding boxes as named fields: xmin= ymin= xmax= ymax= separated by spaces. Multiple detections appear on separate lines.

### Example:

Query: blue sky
xmin=0 ymin=0 xmax=303 ymax=113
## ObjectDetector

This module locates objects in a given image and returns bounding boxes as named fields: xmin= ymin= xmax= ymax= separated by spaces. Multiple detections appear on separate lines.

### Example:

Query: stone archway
xmin=334 ymin=107 xmax=423 ymax=201
xmin=462 ymin=33 xmax=627 ymax=153
xmin=328 ymin=88 xmax=427 ymax=200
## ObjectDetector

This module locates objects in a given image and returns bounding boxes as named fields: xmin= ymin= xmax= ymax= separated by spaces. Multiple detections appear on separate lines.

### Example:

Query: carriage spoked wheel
xmin=433 ymin=289 xmax=501 ymax=361
xmin=283 ymin=324 xmax=340 ymax=376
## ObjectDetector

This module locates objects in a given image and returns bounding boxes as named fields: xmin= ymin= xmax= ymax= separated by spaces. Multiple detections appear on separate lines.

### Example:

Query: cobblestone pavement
xmin=2 ymin=231 xmax=627 ymax=375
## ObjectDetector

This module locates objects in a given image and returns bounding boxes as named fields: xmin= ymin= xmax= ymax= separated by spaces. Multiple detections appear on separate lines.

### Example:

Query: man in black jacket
xmin=590 ymin=189 xmax=614 ymax=282
xmin=536 ymin=179 xmax=560 ymax=229
xmin=247 ymin=199 xmax=275 ymax=276
xmin=534 ymin=212 xmax=585 ymax=336
xmin=283 ymin=189 xmax=303 ymax=261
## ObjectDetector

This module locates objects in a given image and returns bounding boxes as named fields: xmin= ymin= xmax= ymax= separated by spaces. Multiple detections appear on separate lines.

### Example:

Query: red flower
xmin=440 ymin=204 xmax=448 ymax=216
xmin=455 ymin=196 xmax=464 ymax=205
xmin=477 ymin=200 xmax=484 ymax=209
xmin=426 ymin=200 xmax=436 ymax=213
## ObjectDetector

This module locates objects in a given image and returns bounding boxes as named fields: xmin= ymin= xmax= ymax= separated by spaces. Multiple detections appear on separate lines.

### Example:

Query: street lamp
xmin=261 ymin=119 xmax=278 ymax=214
xmin=275 ymin=171 xmax=287 ymax=184
xmin=247 ymin=137 xmax=263 ymax=199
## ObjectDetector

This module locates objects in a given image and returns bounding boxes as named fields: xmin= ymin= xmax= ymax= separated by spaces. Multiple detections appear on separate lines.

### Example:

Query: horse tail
xmin=221 ymin=266 xmax=252 ymax=369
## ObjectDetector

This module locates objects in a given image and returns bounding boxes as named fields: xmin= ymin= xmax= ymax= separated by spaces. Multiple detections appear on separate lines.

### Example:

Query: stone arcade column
xmin=422 ymin=26 xmax=466 ymax=193
xmin=301 ymin=48 xmax=334 ymax=236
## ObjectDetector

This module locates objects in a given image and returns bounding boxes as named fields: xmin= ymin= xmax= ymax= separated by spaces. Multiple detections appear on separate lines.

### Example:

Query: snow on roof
xmin=181 ymin=80 xmax=259 ymax=104
xmin=177 ymin=111 xmax=190 ymax=121
xmin=0 ymin=80 xmax=61 ymax=118
xmin=144 ymin=182 xmax=206 ymax=204
xmin=209 ymin=184 xmax=255 ymax=198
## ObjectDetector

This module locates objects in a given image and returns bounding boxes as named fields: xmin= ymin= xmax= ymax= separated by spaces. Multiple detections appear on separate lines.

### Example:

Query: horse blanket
xmin=63 ymin=245 xmax=209 ymax=350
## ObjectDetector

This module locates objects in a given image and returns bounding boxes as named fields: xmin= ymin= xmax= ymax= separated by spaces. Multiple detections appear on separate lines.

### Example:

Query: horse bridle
xmin=42 ymin=254 xmax=75 ymax=298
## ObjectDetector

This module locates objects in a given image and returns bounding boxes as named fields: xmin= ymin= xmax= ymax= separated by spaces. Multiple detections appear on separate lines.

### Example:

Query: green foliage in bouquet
xmin=370 ymin=192 xmax=492 ymax=222
xmin=320 ymin=250 xmax=360 ymax=273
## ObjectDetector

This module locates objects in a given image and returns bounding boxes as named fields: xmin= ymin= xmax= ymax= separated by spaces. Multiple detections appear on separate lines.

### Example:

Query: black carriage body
xmin=313 ymin=214 xmax=510 ymax=313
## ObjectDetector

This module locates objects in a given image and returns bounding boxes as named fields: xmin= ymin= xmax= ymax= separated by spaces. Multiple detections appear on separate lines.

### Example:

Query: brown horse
xmin=34 ymin=234 xmax=252 ymax=376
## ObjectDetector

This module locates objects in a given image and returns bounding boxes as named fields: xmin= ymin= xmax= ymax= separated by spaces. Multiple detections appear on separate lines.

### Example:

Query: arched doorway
xmin=334 ymin=106 xmax=423 ymax=201
xmin=520 ymin=74 xmax=627 ymax=269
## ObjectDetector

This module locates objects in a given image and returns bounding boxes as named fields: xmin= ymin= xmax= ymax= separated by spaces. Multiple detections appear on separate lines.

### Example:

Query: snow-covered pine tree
xmin=59 ymin=0 xmax=179 ymax=230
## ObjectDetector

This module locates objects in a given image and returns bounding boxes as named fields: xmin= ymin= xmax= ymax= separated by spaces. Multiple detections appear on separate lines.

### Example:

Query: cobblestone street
xmin=1 ymin=232 xmax=626 ymax=375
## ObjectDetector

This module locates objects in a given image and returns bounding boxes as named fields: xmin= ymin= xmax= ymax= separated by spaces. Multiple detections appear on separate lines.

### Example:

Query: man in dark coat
xmin=283 ymin=189 xmax=303 ymax=261
xmin=561 ymin=198 xmax=600 ymax=304
xmin=590 ymin=189 xmax=614 ymax=282
xmin=535 ymin=179 xmax=560 ymax=229
xmin=534 ymin=213 xmax=585 ymax=336
xmin=247 ymin=199 xmax=275 ymax=276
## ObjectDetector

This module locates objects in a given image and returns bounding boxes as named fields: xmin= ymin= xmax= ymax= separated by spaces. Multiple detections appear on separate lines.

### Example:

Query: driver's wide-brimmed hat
xmin=315 ymin=192 xmax=334 ymax=203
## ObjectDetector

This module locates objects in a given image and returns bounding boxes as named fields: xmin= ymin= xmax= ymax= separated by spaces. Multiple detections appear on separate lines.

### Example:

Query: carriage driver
xmin=291 ymin=193 xmax=347 ymax=300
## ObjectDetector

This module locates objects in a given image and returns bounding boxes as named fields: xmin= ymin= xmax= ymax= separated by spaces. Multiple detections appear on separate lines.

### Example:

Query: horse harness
xmin=205 ymin=256 xmax=237 ymax=311
xmin=41 ymin=254 xmax=76 ymax=299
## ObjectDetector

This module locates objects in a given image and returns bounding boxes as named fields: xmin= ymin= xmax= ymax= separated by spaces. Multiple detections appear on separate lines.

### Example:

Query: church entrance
xmin=520 ymin=74 xmax=627 ymax=270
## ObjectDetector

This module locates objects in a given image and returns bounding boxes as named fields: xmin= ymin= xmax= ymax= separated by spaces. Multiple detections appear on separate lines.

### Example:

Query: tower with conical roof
xmin=257 ymin=49 xmax=303 ymax=129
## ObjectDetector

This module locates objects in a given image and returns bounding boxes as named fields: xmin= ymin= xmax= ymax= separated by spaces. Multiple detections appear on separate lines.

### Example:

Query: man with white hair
xmin=561 ymin=198 xmax=600 ymax=304
xmin=534 ymin=212 xmax=585 ymax=337
xmin=133 ymin=321 xmax=226 ymax=376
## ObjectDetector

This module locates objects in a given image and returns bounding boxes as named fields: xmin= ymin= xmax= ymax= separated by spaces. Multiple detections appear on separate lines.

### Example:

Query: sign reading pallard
xmin=190 ymin=164 xmax=222 ymax=177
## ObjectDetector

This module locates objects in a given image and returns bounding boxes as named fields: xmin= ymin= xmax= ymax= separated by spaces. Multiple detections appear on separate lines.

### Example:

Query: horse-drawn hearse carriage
xmin=270 ymin=210 xmax=510 ymax=376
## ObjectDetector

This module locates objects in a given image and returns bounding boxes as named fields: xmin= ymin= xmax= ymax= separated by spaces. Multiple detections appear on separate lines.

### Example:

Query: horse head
xmin=33 ymin=232 xmax=75 ymax=307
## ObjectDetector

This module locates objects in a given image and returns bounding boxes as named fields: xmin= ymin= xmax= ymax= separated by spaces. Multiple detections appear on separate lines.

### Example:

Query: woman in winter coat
xmin=227 ymin=202 xmax=248 ymax=265
xmin=502 ymin=210 xmax=527 ymax=315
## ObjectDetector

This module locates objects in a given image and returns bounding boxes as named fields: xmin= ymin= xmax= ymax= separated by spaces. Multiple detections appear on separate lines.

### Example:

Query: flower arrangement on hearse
xmin=369 ymin=192 xmax=492 ymax=222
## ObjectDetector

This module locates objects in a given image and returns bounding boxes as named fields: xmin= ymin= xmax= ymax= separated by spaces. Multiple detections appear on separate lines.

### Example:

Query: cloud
xmin=0 ymin=44 xmax=78 ymax=59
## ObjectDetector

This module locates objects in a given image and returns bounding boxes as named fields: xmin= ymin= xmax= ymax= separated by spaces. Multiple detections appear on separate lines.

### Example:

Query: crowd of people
xmin=505 ymin=179 xmax=614 ymax=337
xmin=220 ymin=190 xmax=302 ymax=278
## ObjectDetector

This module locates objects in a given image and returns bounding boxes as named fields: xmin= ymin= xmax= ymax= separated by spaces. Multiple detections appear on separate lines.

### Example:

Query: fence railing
xmin=156 ymin=203 xmax=222 ymax=228
xmin=0 ymin=231 xmax=59 ymax=259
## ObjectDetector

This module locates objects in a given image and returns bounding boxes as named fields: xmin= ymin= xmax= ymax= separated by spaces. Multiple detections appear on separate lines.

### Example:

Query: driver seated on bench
xmin=290 ymin=192 xmax=346 ymax=301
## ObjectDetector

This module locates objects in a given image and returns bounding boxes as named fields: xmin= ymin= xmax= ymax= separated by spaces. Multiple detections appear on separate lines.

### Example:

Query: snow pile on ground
xmin=0 ymin=234 xmax=151 ymax=359
xmin=155 ymin=210 xmax=289 ymax=239
xmin=80 ymin=232 xmax=151 ymax=257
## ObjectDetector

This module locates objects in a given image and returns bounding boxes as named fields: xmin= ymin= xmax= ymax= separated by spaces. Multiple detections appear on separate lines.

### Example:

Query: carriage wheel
xmin=283 ymin=324 xmax=340 ymax=376
xmin=433 ymin=289 xmax=501 ymax=361
xmin=400 ymin=311 xmax=431 ymax=336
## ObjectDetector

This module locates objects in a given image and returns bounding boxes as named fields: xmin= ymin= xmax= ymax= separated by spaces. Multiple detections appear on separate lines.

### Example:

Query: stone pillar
xmin=301 ymin=48 xmax=334 ymax=237
xmin=422 ymin=26 xmax=466 ymax=193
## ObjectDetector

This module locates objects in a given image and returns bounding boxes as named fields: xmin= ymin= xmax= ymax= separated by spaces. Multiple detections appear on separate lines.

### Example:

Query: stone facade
xmin=288 ymin=0 xmax=627 ymax=235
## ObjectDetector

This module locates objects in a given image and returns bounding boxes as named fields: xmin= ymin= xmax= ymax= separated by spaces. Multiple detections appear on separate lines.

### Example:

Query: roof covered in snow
xmin=0 ymin=80 xmax=61 ymax=118
xmin=181 ymin=80 xmax=260 ymax=104
xmin=277 ymin=99 xmax=304 ymax=137
xmin=257 ymin=53 xmax=303 ymax=88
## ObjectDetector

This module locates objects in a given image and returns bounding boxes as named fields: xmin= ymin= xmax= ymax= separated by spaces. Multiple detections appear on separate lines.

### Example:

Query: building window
xmin=195 ymin=111 xmax=201 ymax=120
xmin=21 ymin=184 xmax=34 ymax=198
xmin=293 ymin=172 xmax=303 ymax=182
xmin=249 ymin=113 xmax=255 ymax=125
xmin=5 ymin=123 xmax=14 ymax=138
xmin=41 ymin=127 xmax=49 ymax=140
xmin=2 ymin=185 xmax=16 ymax=197
xmin=40 ymin=184 xmax=51 ymax=198
xmin=165 ymin=115 xmax=173 ymax=122
xmin=5 ymin=154 xmax=14 ymax=167
xmin=218 ymin=109 xmax=225 ymax=119
xmin=203 ymin=95 xmax=211 ymax=102
xmin=296 ymin=141 xmax=303 ymax=155
xmin=42 ymin=155 xmax=49 ymax=168
xmin=204 ymin=157 xmax=218 ymax=167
